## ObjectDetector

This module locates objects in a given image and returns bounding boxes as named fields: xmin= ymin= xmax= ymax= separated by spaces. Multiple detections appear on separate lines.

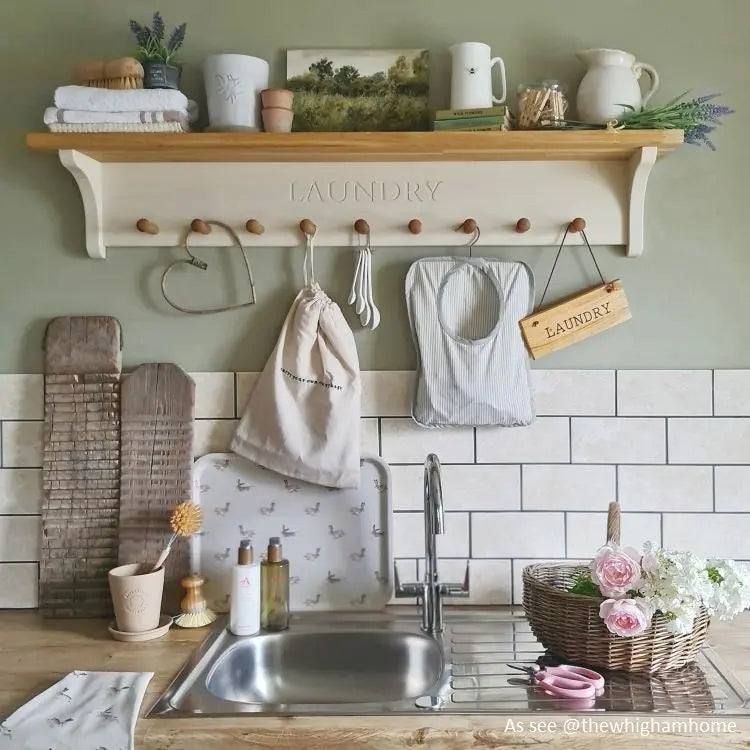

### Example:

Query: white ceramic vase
xmin=449 ymin=42 xmax=507 ymax=110
xmin=576 ymin=48 xmax=659 ymax=124
xmin=203 ymin=54 xmax=270 ymax=131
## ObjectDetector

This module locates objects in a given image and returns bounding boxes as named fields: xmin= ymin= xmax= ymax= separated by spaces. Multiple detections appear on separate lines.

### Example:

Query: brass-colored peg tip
xmin=299 ymin=219 xmax=316 ymax=235
xmin=353 ymin=218 xmax=370 ymax=235
xmin=408 ymin=219 xmax=422 ymax=235
xmin=135 ymin=218 xmax=159 ymax=235
xmin=515 ymin=218 xmax=531 ymax=233
xmin=246 ymin=219 xmax=265 ymax=235
xmin=459 ymin=218 xmax=477 ymax=234
xmin=190 ymin=219 xmax=212 ymax=235
xmin=568 ymin=217 xmax=586 ymax=233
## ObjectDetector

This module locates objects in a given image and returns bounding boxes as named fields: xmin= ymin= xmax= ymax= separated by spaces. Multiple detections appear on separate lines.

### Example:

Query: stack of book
xmin=432 ymin=105 xmax=512 ymax=132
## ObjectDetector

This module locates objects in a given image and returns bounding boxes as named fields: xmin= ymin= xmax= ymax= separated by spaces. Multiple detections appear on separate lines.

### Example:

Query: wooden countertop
xmin=2 ymin=609 xmax=750 ymax=749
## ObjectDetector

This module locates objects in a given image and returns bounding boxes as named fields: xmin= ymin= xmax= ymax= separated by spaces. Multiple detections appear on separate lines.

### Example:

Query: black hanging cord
xmin=537 ymin=227 xmax=606 ymax=311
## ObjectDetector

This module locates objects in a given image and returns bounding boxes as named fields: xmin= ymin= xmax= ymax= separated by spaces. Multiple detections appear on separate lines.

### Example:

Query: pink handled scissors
xmin=508 ymin=663 xmax=605 ymax=699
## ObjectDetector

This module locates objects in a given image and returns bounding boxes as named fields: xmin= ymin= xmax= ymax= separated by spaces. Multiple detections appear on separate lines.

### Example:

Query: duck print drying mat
xmin=192 ymin=453 xmax=392 ymax=613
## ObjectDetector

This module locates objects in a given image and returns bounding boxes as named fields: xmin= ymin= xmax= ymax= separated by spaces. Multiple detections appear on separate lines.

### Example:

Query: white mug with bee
xmin=449 ymin=42 xmax=507 ymax=110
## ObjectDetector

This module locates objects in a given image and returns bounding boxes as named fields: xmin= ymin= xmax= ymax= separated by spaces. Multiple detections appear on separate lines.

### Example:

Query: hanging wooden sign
xmin=520 ymin=280 xmax=631 ymax=359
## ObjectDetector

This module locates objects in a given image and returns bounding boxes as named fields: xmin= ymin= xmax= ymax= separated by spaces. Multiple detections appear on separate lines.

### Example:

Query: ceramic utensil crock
xmin=109 ymin=563 xmax=165 ymax=632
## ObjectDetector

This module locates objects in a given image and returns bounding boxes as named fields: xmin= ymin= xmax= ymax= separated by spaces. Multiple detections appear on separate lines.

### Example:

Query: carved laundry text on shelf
xmin=289 ymin=180 xmax=443 ymax=203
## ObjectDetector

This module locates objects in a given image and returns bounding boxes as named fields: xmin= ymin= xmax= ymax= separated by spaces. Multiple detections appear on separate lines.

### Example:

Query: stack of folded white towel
xmin=44 ymin=86 xmax=198 ymax=133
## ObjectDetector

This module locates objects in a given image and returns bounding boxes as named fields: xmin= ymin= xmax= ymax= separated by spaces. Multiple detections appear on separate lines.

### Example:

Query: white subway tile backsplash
xmin=390 ymin=464 xmax=519 ymax=511
xmin=192 ymin=419 xmax=238 ymax=457
xmin=1 ymin=421 xmax=43 ymax=468
xmin=669 ymin=418 xmax=750 ymax=464
xmin=531 ymin=370 xmax=615 ymax=416
xmin=3 ymin=368 xmax=750 ymax=610
xmin=190 ymin=372 xmax=235 ymax=419
xmin=0 ymin=563 xmax=38 ymax=607
xmin=392 ymin=512 xmax=469 ymax=558
xmin=566 ymin=512 xmax=661 ymax=558
xmin=476 ymin=418 xmax=569 ymax=464
xmin=715 ymin=466 xmax=750 ymax=511
xmin=571 ymin=418 xmax=665 ymax=464
xmin=0 ymin=516 xmax=41 ymax=561
xmin=235 ymin=372 xmax=260 ymax=414
xmin=714 ymin=371 xmax=750 ymax=416
xmin=0 ymin=375 xmax=43 ymax=420
xmin=472 ymin=512 xmax=565 ymax=558
xmin=361 ymin=371 xmax=413 ymax=417
xmin=523 ymin=465 xmax=615 ymax=511
xmin=361 ymin=418 xmax=380 ymax=455
xmin=617 ymin=370 xmax=712 ymax=416
xmin=417 ymin=558 xmax=511 ymax=605
xmin=381 ymin=418 xmax=473 ymax=464
xmin=663 ymin=513 xmax=750 ymax=558
xmin=618 ymin=465 xmax=713 ymax=512
xmin=0 ymin=469 xmax=42 ymax=514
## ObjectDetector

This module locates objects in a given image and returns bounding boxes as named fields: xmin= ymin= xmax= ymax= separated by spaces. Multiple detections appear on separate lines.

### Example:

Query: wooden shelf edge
xmin=26 ymin=130 xmax=683 ymax=163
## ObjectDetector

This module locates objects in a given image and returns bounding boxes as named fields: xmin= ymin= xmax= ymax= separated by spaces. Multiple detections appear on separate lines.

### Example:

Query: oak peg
xmin=299 ymin=218 xmax=316 ymax=235
xmin=353 ymin=218 xmax=370 ymax=235
xmin=515 ymin=217 xmax=531 ymax=233
xmin=135 ymin=218 xmax=159 ymax=235
xmin=459 ymin=218 xmax=477 ymax=234
xmin=408 ymin=219 xmax=423 ymax=235
xmin=190 ymin=219 xmax=212 ymax=235
xmin=568 ymin=217 xmax=586 ymax=233
xmin=245 ymin=219 xmax=265 ymax=235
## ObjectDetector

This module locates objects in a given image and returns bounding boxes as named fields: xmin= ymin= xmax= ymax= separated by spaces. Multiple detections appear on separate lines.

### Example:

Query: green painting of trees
xmin=287 ymin=50 xmax=430 ymax=132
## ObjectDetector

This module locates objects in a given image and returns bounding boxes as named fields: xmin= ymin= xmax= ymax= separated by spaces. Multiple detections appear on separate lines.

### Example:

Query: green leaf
xmin=568 ymin=572 xmax=602 ymax=597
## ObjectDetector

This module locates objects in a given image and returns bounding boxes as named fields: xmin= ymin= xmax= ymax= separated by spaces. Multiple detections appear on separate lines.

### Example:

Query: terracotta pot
xmin=262 ymin=107 xmax=294 ymax=133
xmin=260 ymin=88 xmax=294 ymax=109
xmin=109 ymin=563 xmax=164 ymax=632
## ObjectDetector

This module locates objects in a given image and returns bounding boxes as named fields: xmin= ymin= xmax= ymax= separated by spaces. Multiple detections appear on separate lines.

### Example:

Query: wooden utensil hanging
xmin=519 ymin=220 xmax=631 ymax=359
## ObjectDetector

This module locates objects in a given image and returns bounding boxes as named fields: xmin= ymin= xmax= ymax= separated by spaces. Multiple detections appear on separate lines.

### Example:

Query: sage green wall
xmin=1 ymin=0 xmax=748 ymax=373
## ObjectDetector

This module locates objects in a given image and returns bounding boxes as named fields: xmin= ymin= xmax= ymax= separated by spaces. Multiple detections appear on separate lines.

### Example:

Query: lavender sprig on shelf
xmin=561 ymin=92 xmax=734 ymax=151
xmin=617 ymin=92 xmax=735 ymax=151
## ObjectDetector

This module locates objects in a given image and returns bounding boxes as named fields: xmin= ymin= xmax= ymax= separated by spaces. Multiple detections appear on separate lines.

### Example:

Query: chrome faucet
xmin=394 ymin=453 xmax=470 ymax=634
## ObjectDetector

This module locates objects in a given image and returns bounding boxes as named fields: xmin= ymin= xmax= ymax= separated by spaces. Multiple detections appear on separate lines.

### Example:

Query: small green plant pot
xmin=143 ymin=62 xmax=181 ymax=90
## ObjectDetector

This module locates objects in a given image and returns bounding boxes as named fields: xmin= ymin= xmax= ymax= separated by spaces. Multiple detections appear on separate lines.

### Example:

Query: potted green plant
xmin=129 ymin=12 xmax=186 ymax=90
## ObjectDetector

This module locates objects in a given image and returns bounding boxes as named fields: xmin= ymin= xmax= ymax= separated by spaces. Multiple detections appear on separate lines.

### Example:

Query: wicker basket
xmin=523 ymin=503 xmax=711 ymax=674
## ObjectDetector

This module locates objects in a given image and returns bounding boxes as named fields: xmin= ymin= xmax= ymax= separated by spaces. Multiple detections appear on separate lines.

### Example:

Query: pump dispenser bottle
xmin=261 ymin=536 xmax=290 ymax=631
xmin=229 ymin=539 xmax=261 ymax=636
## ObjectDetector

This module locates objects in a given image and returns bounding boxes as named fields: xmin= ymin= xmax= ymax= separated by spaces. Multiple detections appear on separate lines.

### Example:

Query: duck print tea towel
xmin=0 ymin=670 xmax=153 ymax=749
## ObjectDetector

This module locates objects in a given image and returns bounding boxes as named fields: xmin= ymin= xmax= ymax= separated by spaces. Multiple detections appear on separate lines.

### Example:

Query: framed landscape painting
xmin=286 ymin=48 xmax=430 ymax=132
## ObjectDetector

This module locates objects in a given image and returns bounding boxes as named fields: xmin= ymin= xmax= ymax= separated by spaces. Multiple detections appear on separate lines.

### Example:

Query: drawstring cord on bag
xmin=303 ymin=226 xmax=318 ymax=287
xmin=537 ymin=226 xmax=607 ymax=311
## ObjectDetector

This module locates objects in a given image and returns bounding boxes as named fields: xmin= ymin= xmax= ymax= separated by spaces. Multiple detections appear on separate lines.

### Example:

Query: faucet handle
xmin=393 ymin=562 xmax=422 ymax=599
xmin=440 ymin=561 xmax=471 ymax=598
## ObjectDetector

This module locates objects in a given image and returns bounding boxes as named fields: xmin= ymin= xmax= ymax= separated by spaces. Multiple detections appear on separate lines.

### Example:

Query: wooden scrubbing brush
xmin=151 ymin=501 xmax=202 ymax=572
xmin=174 ymin=574 xmax=217 ymax=628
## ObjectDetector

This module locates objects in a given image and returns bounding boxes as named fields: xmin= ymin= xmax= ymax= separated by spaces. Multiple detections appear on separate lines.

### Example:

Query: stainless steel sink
xmin=148 ymin=610 xmax=750 ymax=717
xmin=205 ymin=629 xmax=442 ymax=705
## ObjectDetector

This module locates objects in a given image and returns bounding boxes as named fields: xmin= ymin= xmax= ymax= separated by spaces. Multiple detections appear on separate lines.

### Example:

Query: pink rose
xmin=590 ymin=544 xmax=642 ymax=597
xmin=599 ymin=598 xmax=652 ymax=637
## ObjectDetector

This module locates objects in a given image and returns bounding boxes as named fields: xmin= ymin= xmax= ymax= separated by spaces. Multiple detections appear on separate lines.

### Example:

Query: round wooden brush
xmin=151 ymin=502 xmax=202 ymax=572
xmin=174 ymin=574 xmax=217 ymax=628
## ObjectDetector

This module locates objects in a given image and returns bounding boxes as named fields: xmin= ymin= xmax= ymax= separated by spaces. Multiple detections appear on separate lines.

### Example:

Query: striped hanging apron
xmin=406 ymin=257 xmax=535 ymax=428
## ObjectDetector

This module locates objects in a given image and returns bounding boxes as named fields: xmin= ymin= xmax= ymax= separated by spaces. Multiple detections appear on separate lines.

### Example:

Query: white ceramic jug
xmin=449 ymin=42 xmax=507 ymax=110
xmin=576 ymin=48 xmax=659 ymax=124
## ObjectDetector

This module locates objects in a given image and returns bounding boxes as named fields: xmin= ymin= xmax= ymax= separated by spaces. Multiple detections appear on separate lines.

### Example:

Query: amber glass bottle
xmin=261 ymin=536 xmax=290 ymax=631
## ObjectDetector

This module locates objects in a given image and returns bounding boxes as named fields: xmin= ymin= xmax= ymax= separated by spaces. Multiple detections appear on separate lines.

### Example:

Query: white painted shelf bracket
xmin=626 ymin=146 xmax=658 ymax=258
xmin=59 ymin=149 xmax=105 ymax=259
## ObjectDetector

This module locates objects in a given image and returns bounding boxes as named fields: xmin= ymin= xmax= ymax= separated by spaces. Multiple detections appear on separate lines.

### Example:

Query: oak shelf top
xmin=25 ymin=129 xmax=683 ymax=163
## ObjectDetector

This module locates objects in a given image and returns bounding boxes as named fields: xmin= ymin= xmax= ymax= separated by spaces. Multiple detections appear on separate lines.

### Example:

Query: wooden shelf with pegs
xmin=25 ymin=130 xmax=683 ymax=259
xmin=26 ymin=130 xmax=682 ymax=163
